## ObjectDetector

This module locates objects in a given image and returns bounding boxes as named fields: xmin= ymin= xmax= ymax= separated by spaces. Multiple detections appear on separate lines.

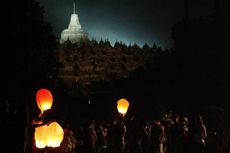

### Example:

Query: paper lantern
xmin=117 ymin=98 xmax=129 ymax=115
xmin=36 ymin=88 xmax=53 ymax=113
xmin=35 ymin=121 xmax=64 ymax=148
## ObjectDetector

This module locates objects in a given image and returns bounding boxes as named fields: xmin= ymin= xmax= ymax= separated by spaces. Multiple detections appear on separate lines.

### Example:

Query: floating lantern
xmin=34 ymin=121 xmax=64 ymax=148
xmin=36 ymin=88 xmax=53 ymax=113
xmin=117 ymin=98 xmax=129 ymax=116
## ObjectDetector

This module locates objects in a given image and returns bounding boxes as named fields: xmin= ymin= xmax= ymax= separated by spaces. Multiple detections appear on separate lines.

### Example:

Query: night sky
xmin=38 ymin=0 xmax=214 ymax=48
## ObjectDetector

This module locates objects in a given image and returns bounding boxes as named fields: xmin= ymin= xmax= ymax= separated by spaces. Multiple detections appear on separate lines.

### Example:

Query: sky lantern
xmin=117 ymin=98 xmax=129 ymax=116
xmin=33 ymin=88 xmax=64 ymax=151
xmin=36 ymin=88 xmax=53 ymax=113
xmin=34 ymin=121 xmax=64 ymax=148
xmin=34 ymin=125 xmax=48 ymax=149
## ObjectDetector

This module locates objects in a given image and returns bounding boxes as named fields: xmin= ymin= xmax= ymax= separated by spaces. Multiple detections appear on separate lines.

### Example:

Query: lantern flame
xmin=36 ymin=88 xmax=53 ymax=113
xmin=117 ymin=98 xmax=129 ymax=115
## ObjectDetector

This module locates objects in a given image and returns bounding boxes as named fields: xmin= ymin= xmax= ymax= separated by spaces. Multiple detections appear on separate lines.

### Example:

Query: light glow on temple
xmin=60 ymin=3 xmax=88 ymax=44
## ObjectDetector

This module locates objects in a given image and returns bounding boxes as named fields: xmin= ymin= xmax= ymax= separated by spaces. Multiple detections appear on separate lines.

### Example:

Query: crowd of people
xmin=1 ymin=99 xmax=229 ymax=153
xmin=59 ymin=112 xmax=229 ymax=153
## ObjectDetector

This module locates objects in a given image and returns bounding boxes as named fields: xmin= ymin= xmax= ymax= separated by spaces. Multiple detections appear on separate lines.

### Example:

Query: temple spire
xmin=60 ymin=1 xmax=88 ymax=44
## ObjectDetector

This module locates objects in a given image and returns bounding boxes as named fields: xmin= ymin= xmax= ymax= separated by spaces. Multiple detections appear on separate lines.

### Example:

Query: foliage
xmin=171 ymin=1 xmax=230 ymax=107
xmin=55 ymin=39 xmax=165 ymax=96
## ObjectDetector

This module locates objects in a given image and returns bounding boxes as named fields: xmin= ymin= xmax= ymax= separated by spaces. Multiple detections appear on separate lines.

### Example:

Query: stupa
xmin=60 ymin=3 xmax=88 ymax=44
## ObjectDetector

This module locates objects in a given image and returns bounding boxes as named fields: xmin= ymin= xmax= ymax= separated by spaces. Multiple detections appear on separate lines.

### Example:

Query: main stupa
xmin=60 ymin=3 xmax=88 ymax=44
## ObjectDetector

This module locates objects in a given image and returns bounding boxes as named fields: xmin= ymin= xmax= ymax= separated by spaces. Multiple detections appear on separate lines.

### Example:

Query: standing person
xmin=171 ymin=116 xmax=189 ymax=153
xmin=123 ymin=117 xmax=143 ymax=153
xmin=140 ymin=120 xmax=150 ymax=153
xmin=191 ymin=115 xmax=207 ymax=153
xmin=109 ymin=115 xmax=126 ymax=153
xmin=60 ymin=124 xmax=77 ymax=153
xmin=169 ymin=114 xmax=183 ymax=153
xmin=68 ymin=127 xmax=77 ymax=153
xmin=97 ymin=123 xmax=108 ymax=153
xmin=181 ymin=117 xmax=190 ymax=153
xmin=149 ymin=118 xmax=164 ymax=153
xmin=86 ymin=120 xmax=97 ymax=153
xmin=162 ymin=120 xmax=173 ymax=153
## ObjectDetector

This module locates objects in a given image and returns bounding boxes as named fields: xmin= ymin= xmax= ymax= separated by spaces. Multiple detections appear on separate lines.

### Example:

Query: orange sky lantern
xmin=34 ymin=88 xmax=64 ymax=151
xmin=117 ymin=98 xmax=130 ymax=116
xmin=36 ymin=88 xmax=53 ymax=113
xmin=35 ymin=121 xmax=64 ymax=148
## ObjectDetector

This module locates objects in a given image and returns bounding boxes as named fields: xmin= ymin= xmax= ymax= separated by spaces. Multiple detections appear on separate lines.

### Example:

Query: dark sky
xmin=37 ymin=0 xmax=215 ymax=48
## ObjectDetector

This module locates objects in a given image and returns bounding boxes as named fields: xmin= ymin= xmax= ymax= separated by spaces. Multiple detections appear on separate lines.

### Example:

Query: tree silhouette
xmin=1 ymin=0 xmax=58 ymax=152
xmin=171 ymin=0 xmax=230 ymax=115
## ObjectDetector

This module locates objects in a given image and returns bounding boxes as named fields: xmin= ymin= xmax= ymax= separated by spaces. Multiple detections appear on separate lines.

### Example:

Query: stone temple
xmin=60 ymin=3 xmax=88 ymax=44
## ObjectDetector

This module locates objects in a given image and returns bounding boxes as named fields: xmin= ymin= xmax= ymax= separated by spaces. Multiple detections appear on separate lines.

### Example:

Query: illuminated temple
xmin=60 ymin=3 xmax=88 ymax=44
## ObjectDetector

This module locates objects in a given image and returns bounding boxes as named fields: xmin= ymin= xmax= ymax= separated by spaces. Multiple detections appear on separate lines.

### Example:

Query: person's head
xmin=153 ymin=119 xmax=161 ymax=125
xmin=89 ymin=125 xmax=94 ymax=131
xmin=166 ymin=120 xmax=173 ymax=127
xmin=196 ymin=115 xmax=204 ymax=125
xmin=89 ymin=120 xmax=95 ymax=129
xmin=182 ymin=117 xmax=188 ymax=126
xmin=90 ymin=120 xmax=95 ymax=125
xmin=174 ymin=114 xmax=180 ymax=123
xmin=98 ymin=124 xmax=102 ymax=129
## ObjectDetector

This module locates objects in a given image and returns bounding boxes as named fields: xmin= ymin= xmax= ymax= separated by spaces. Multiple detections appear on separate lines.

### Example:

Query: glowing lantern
xmin=36 ymin=88 xmax=53 ymax=113
xmin=117 ymin=98 xmax=129 ymax=116
xmin=35 ymin=121 xmax=64 ymax=148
